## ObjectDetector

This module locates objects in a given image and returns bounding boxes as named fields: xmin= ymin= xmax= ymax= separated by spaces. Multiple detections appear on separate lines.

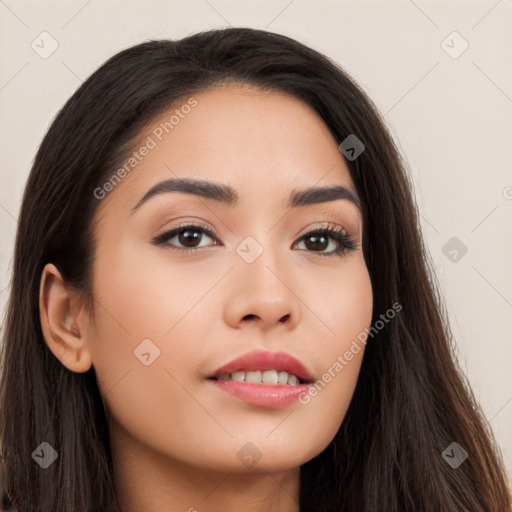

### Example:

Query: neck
xmin=110 ymin=421 xmax=301 ymax=512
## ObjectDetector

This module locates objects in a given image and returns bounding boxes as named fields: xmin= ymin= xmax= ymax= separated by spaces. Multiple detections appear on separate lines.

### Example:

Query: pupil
xmin=177 ymin=231 xmax=330 ymax=250
xmin=307 ymin=234 xmax=327 ymax=251
xmin=179 ymin=230 xmax=201 ymax=247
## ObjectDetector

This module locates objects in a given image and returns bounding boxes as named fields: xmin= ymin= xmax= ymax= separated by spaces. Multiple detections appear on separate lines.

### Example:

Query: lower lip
xmin=208 ymin=379 xmax=311 ymax=408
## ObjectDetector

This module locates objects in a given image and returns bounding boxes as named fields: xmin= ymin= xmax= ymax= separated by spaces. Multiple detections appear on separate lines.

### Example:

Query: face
xmin=86 ymin=84 xmax=373 ymax=473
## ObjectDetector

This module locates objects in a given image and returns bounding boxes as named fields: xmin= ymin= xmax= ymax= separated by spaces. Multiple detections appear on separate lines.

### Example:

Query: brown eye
xmin=176 ymin=228 xmax=205 ymax=248
xmin=293 ymin=226 xmax=355 ymax=257
xmin=152 ymin=224 xmax=219 ymax=252
xmin=152 ymin=223 xmax=356 ymax=257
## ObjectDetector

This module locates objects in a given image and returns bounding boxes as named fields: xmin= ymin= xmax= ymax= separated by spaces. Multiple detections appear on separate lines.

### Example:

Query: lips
xmin=208 ymin=349 xmax=315 ymax=383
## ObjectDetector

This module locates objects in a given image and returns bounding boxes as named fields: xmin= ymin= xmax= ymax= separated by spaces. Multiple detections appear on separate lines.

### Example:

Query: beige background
xmin=0 ymin=0 xmax=511 ymax=479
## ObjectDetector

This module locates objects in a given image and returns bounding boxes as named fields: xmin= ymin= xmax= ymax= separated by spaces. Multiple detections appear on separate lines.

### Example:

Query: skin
xmin=39 ymin=84 xmax=373 ymax=512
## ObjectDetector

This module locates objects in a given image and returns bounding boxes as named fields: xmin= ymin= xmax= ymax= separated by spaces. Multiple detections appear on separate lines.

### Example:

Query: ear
xmin=39 ymin=263 xmax=93 ymax=373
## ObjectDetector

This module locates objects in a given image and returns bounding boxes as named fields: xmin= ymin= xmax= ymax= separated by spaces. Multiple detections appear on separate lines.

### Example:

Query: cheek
xmin=85 ymin=237 xmax=220 ymax=443
xmin=294 ymin=256 xmax=373 ymax=432
xmin=90 ymin=236 xmax=211 ymax=339
xmin=318 ymin=255 xmax=373 ymax=329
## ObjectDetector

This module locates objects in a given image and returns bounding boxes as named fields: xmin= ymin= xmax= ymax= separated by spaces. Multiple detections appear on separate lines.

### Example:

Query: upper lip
xmin=209 ymin=349 xmax=315 ymax=383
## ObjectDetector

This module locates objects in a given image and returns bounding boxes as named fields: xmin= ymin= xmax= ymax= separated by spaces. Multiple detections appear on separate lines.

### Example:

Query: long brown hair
xmin=1 ymin=27 xmax=510 ymax=511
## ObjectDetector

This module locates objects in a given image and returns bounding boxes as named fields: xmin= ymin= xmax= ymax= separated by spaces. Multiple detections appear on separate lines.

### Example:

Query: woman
xmin=0 ymin=27 xmax=510 ymax=511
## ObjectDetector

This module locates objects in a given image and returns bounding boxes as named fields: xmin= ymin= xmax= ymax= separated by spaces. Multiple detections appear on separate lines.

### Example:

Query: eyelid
xmin=152 ymin=220 xmax=357 ymax=256
xmin=151 ymin=221 xmax=218 ymax=247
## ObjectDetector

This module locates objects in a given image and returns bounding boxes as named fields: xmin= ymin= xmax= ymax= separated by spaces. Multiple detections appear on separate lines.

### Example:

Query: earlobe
xmin=39 ymin=263 xmax=93 ymax=373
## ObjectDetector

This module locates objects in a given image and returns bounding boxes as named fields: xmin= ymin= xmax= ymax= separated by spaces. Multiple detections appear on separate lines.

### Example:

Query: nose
xmin=223 ymin=247 xmax=302 ymax=333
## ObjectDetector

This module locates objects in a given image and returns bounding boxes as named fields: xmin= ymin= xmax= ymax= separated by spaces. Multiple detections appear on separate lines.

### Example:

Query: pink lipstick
xmin=207 ymin=350 xmax=315 ymax=408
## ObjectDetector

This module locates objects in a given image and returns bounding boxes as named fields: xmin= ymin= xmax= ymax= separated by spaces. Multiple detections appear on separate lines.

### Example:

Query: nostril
xmin=279 ymin=314 xmax=290 ymax=323
xmin=243 ymin=314 xmax=258 ymax=321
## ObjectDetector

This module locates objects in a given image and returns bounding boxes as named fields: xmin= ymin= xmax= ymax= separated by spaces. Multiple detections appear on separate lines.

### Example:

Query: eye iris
xmin=306 ymin=234 xmax=328 ymax=251
xmin=179 ymin=229 xmax=202 ymax=247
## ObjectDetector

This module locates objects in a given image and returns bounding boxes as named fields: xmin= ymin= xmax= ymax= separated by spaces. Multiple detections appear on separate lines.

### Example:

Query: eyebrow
xmin=129 ymin=177 xmax=362 ymax=216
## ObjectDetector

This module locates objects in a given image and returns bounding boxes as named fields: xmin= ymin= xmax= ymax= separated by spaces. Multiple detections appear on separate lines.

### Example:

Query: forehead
xmin=95 ymin=84 xmax=356 ymax=219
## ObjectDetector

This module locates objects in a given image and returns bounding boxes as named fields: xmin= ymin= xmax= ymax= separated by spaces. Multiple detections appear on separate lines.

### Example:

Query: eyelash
xmin=152 ymin=222 xmax=357 ymax=257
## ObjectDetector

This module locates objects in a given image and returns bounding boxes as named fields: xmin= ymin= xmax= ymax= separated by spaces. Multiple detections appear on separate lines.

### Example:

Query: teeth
xmin=216 ymin=369 xmax=303 ymax=385
xmin=262 ymin=370 xmax=278 ymax=384
xmin=245 ymin=370 xmax=261 ymax=383
xmin=287 ymin=374 xmax=299 ymax=385
xmin=231 ymin=371 xmax=245 ymax=382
